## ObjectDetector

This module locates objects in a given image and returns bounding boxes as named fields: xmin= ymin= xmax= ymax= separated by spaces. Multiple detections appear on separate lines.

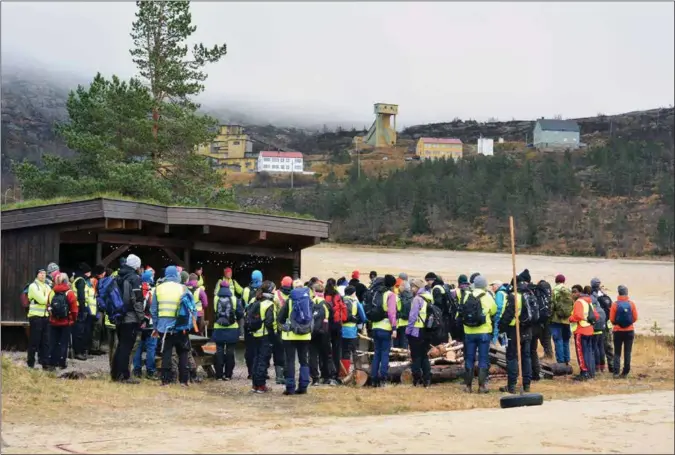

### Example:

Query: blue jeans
xmin=133 ymin=331 xmax=158 ymax=374
xmin=371 ymin=329 xmax=392 ymax=381
xmin=550 ymin=323 xmax=571 ymax=364
xmin=464 ymin=332 xmax=491 ymax=370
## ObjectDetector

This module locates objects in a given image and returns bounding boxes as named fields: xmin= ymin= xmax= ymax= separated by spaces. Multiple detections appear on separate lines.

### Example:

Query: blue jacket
xmin=341 ymin=299 xmax=367 ymax=339
xmin=493 ymin=284 xmax=509 ymax=343
xmin=150 ymin=274 xmax=194 ymax=334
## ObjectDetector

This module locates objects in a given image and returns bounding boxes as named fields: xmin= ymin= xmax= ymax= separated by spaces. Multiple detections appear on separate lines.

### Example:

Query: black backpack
xmin=596 ymin=293 xmax=613 ymax=316
xmin=312 ymin=300 xmax=328 ymax=335
xmin=397 ymin=291 xmax=413 ymax=321
xmin=50 ymin=291 xmax=70 ymax=319
xmin=215 ymin=296 xmax=236 ymax=327
xmin=519 ymin=290 xmax=539 ymax=326
xmin=343 ymin=296 xmax=359 ymax=324
xmin=245 ymin=300 xmax=263 ymax=333
xmin=424 ymin=301 xmax=444 ymax=335
xmin=534 ymin=281 xmax=552 ymax=323
xmin=460 ymin=292 xmax=487 ymax=327
xmin=364 ymin=286 xmax=387 ymax=322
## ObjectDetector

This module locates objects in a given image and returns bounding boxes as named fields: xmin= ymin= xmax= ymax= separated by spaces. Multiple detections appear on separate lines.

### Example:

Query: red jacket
xmin=48 ymin=283 xmax=79 ymax=326
xmin=569 ymin=295 xmax=598 ymax=336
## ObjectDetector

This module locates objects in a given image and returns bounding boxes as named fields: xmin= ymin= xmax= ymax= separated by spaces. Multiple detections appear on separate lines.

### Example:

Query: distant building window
xmin=233 ymin=141 xmax=240 ymax=145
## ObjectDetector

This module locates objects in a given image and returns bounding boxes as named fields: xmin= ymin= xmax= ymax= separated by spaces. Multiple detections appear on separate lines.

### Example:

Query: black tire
xmin=499 ymin=392 xmax=544 ymax=409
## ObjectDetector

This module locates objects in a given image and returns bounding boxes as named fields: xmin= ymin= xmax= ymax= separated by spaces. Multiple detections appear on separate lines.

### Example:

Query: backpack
xmin=534 ymin=281 xmax=552 ymax=323
xmin=176 ymin=290 xmax=197 ymax=332
xmin=591 ymin=299 xmax=606 ymax=332
xmin=50 ymin=291 xmax=70 ymax=319
xmin=99 ymin=276 xmax=127 ymax=325
xmin=460 ymin=292 xmax=487 ymax=327
xmin=554 ymin=286 xmax=575 ymax=320
xmin=423 ymin=298 xmax=444 ymax=335
xmin=364 ymin=287 xmax=387 ymax=323
xmin=216 ymin=295 xmax=236 ymax=327
xmin=330 ymin=294 xmax=348 ymax=325
xmin=397 ymin=291 xmax=413 ymax=321
xmin=288 ymin=287 xmax=313 ymax=335
xmin=343 ymin=296 xmax=359 ymax=324
xmin=519 ymin=290 xmax=539 ymax=326
xmin=586 ymin=299 xmax=598 ymax=325
xmin=312 ymin=300 xmax=329 ymax=335
xmin=20 ymin=282 xmax=31 ymax=309
xmin=245 ymin=300 xmax=263 ymax=334
xmin=596 ymin=293 xmax=613 ymax=315
xmin=614 ymin=301 xmax=634 ymax=328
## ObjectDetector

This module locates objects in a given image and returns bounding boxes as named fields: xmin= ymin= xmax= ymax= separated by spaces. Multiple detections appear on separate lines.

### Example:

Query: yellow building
xmin=197 ymin=124 xmax=255 ymax=171
xmin=416 ymin=137 xmax=463 ymax=160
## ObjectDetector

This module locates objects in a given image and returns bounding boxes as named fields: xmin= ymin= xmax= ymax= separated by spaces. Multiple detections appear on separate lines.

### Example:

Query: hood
xmin=117 ymin=265 xmax=137 ymax=281
xmin=141 ymin=270 xmax=154 ymax=285
xmin=52 ymin=283 xmax=71 ymax=293
xmin=250 ymin=270 xmax=263 ymax=288
xmin=348 ymin=278 xmax=360 ymax=286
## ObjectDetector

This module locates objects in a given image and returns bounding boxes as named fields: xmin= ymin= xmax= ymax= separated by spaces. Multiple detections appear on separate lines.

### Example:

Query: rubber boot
xmin=478 ymin=368 xmax=489 ymax=394
xmin=275 ymin=366 xmax=285 ymax=385
xmin=412 ymin=372 xmax=421 ymax=387
xmin=463 ymin=368 xmax=473 ymax=393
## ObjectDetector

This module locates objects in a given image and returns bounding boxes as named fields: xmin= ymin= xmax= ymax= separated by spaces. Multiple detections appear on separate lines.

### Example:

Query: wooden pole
xmin=509 ymin=216 xmax=524 ymax=391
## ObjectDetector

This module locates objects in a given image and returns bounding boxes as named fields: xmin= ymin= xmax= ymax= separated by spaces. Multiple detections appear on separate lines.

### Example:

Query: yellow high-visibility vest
xmin=27 ymin=280 xmax=51 ymax=318
xmin=372 ymin=290 xmax=394 ymax=331
xmin=252 ymin=299 xmax=276 ymax=338
xmin=155 ymin=282 xmax=185 ymax=318
xmin=413 ymin=293 xmax=432 ymax=328
xmin=72 ymin=277 xmax=97 ymax=315
xmin=281 ymin=299 xmax=312 ymax=341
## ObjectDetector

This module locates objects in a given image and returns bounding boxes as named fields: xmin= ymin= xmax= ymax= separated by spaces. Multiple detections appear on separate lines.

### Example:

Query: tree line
xmin=281 ymin=139 xmax=675 ymax=256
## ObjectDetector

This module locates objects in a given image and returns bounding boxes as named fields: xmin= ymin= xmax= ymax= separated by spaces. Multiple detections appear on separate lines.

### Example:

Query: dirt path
xmin=2 ymin=391 xmax=673 ymax=454
xmin=303 ymin=244 xmax=675 ymax=335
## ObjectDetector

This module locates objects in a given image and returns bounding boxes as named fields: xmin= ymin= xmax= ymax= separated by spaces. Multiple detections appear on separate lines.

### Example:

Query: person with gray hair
xmin=460 ymin=274 xmax=497 ymax=394
xmin=609 ymin=285 xmax=638 ymax=378
xmin=394 ymin=278 xmax=413 ymax=349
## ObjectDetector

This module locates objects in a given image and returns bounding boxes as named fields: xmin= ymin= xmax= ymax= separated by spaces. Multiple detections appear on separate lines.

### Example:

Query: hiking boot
xmin=311 ymin=378 xmax=321 ymax=386
xmin=523 ymin=384 xmax=531 ymax=393
xmin=247 ymin=374 xmax=252 ymax=380
xmin=327 ymin=379 xmax=338 ymax=386
xmin=423 ymin=380 xmax=431 ymax=388
xmin=74 ymin=354 xmax=87 ymax=361
xmin=283 ymin=389 xmax=295 ymax=396
xmin=43 ymin=365 xmax=56 ymax=372
xmin=258 ymin=385 xmax=271 ymax=393
xmin=499 ymin=385 xmax=516 ymax=394
xmin=572 ymin=374 xmax=589 ymax=382
xmin=463 ymin=368 xmax=473 ymax=393
xmin=224 ymin=377 xmax=232 ymax=381
xmin=478 ymin=368 xmax=489 ymax=394
xmin=146 ymin=372 xmax=158 ymax=380
xmin=133 ymin=369 xmax=142 ymax=378
xmin=613 ymin=374 xmax=621 ymax=379
xmin=59 ymin=364 xmax=68 ymax=370
xmin=180 ymin=383 xmax=189 ymax=388
xmin=120 ymin=377 xmax=141 ymax=385
xmin=321 ymin=378 xmax=331 ymax=385
xmin=295 ymin=388 xmax=307 ymax=395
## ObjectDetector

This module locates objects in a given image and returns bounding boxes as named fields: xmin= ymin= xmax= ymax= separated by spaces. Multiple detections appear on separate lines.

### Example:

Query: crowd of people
xmin=23 ymin=257 xmax=639 ymax=396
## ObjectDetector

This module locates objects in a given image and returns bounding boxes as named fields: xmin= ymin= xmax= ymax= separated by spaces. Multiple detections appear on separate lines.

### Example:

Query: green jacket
xmin=550 ymin=283 xmax=573 ymax=325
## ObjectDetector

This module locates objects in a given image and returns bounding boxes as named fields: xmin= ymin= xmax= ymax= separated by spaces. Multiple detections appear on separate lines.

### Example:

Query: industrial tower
xmin=364 ymin=103 xmax=398 ymax=148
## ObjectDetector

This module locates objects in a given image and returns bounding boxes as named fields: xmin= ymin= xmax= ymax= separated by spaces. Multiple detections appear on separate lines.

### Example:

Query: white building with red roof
xmin=257 ymin=151 xmax=304 ymax=173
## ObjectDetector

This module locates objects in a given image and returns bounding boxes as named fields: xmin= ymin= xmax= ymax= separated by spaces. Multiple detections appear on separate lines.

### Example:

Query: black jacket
xmin=117 ymin=265 xmax=144 ymax=325
xmin=348 ymin=279 xmax=368 ymax=302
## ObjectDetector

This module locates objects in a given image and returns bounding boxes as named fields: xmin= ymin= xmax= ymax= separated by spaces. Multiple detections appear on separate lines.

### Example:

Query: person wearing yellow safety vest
xmin=497 ymin=279 xmax=534 ymax=394
xmin=394 ymin=279 xmax=412 ymax=349
xmin=308 ymin=282 xmax=336 ymax=386
xmin=449 ymin=274 xmax=471 ymax=342
xmin=370 ymin=275 xmax=398 ymax=388
xmin=187 ymin=273 xmax=209 ymax=335
xmin=242 ymin=270 xmax=263 ymax=380
xmin=569 ymin=284 xmax=599 ymax=381
xmin=88 ymin=265 xmax=107 ymax=355
xmin=214 ymin=267 xmax=243 ymax=301
xmin=271 ymin=276 xmax=293 ymax=384
xmin=249 ymin=281 xmax=278 ymax=393
xmin=212 ymin=281 xmax=244 ymax=380
xmin=72 ymin=263 xmax=97 ymax=361
xmin=193 ymin=265 xmax=205 ymax=292
xmin=26 ymin=267 xmax=52 ymax=369
xmin=151 ymin=265 xmax=195 ymax=386
xmin=460 ymin=275 xmax=497 ymax=394
xmin=406 ymin=279 xmax=433 ymax=387
xmin=340 ymin=286 xmax=366 ymax=379
xmin=277 ymin=280 xmax=312 ymax=395
xmin=424 ymin=272 xmax=451 ymax=345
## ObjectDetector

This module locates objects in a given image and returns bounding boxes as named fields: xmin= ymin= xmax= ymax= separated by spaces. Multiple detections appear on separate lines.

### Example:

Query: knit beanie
xmin=281 ymin=276 xmax=293 ymax=288
xmin=188 ymin=273 xmax=198 ymax=282
xmin=555 ymin=274 xmax=566 ymax=284
xmin=79 ymin=262 xmax=92 ymax=274
xmin=36 ymin=267 xmax=46 ymax=276
xmin=618 ymin=285 xmax=628 ymax=296
xmin=457 ymin=274 xmax=469 ymax=285
xmin=47 ymin=262 xmax=60 ymax=274
xmin=384 ymin=274 xmax=397 ymax=288
xmin=398 ymin=272 xmax=409 ymax=281
xmin=180 ymin=271 xmax=190 ymax=284
xmin=125 ymin=254 xmax=141 ymax=270
xmin=425 ymin=272 xmax=437 ymax=281
xmin=469 ymin=272 xmax=480 ymax=284
xmin=344 ymin=285 xmax=356 ymax=296
xmin=518 ymin=269 xmax=532 ymax=284
xmin=473 ymin=275 xmax=488 ymax=289
xmin=591 ymin=278 xmax=601 ymax=290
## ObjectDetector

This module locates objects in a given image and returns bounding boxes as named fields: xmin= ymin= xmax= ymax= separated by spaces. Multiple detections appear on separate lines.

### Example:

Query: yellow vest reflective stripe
xmin=156 ymin=282 xmax=184 ymax=317
xmin=253 ymin=299 xmax=275 ymax=337
xmin=192 ymin=288 xmax=203 ymax=313
xmin=343 ymin=296 xmax=359 ymax=328
xmin=414 ymin=294 xmax=431 ymax=328
xmin=197 ymin=275 xmax=205 ymax=291
xmin=281 ymin=299 xmax=312 ymax=341
xmin=27 ymin=281 xmax=50 ymax=318
xmin=73 ymin=277 xmax=97 ymax=314
xmin=499 ymin=292 xmax=523 ymax=327
xmin=571 ymin=300 xmax=592 ymax=333
xmin=372 ymin=291 xmax=393 ymax=331
xmin=105 ymin=314 xmax=115 ymax=328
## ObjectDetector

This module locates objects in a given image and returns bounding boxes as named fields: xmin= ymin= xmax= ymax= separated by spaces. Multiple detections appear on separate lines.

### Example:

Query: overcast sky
xmin=2 ymin=2 xmax=674 ymax=127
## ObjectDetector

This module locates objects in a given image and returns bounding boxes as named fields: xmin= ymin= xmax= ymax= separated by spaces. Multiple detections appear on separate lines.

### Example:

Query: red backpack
xmin=327 ymin=294 xmax=348 ymax=324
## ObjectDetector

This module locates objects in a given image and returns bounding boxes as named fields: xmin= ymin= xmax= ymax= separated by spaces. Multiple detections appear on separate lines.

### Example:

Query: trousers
xmin=464 ymin=332 xmax=491 ymax=370
xmin=27 ymin=317 xmax=50 ymax=367
xmin=550 ymin=322 xmax=571 ymax=364
xmin=574 ymin=332 xmax=595 ymax=377
xmin=593 ymin=333 xmax=606 ymax=370
xmin=48 ymin=325 xmax=71 ymax=368
xmin=613 ymin=330 xmax=634 ymax=376
xmin=214 ymin=342 xmax=237 ymax=379
xmin=252 ymin=334 xmax=272 ymax=387
xmin=309 ymin=332 xmax=333 ymax=380
xmin=505 ymin=325 xmax=532 ymax=389
xmin=132 ymin=330 xmax=158 ymax=374
xmin=284 ymin=340 xmax=310 ymax=393
xmin=161 ymin=331 xmax=190 ymax=385
xmin=371 ymin=329 xmax=392 ymax=382
xmin=112 ymin=323 xmax=139 ymax=381
xmin=409 ymin=334 xmax=431 ymax=384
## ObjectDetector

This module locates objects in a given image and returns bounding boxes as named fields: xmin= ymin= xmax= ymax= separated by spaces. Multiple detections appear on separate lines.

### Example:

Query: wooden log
xmin=354 ymin=369 xmax=369 ymax=387
xmin=401 ymin=368 xmax=414 ymax=385
xmin=541 ymin=362 xmax=573 ymax=376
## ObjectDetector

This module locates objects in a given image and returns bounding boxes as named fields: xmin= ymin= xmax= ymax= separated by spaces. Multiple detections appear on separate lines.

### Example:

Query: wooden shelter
xmin=1 ymin=198 xmax=330 ymax=343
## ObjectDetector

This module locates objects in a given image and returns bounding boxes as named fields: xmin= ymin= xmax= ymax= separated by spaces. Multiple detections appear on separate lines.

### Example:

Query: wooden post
xmin=95 ymin=242 xmax=103 ymax=265
xmin=509 ymin=216 xmax=523 ymax=391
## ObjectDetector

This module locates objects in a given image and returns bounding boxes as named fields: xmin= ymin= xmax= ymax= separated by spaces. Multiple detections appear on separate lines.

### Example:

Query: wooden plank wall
xmin=1 ymin=227 xmax=60 ymax=322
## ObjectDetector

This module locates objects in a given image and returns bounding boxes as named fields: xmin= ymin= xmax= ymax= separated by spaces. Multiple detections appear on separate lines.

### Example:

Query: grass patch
xmin=0 ymin=192 xmax=317 ymax=221
xmin=2 ymin=335 xmax=673 ymax=425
